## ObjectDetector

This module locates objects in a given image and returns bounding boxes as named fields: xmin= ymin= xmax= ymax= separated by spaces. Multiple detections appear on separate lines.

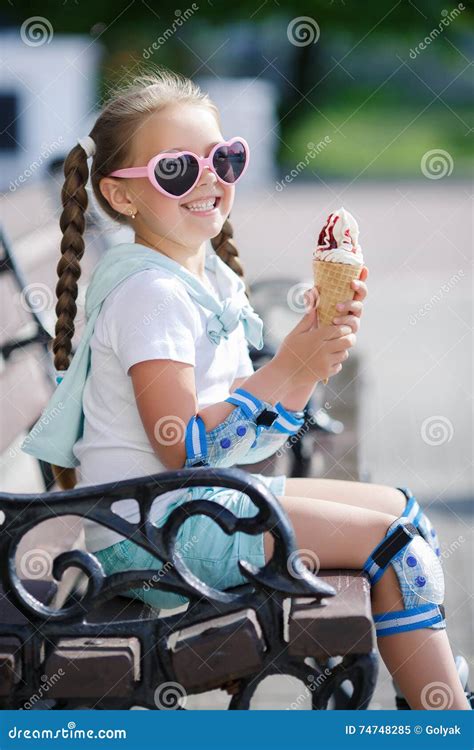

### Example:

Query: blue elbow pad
xmin=184 ymin=387 xmax=281 ymax=468
xmin=237 ymin=402 xmax=305 ymax=464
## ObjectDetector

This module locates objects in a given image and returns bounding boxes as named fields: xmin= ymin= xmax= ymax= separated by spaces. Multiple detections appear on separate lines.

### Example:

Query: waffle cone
xmin=313 ymin=260 xmax=362 ymax=326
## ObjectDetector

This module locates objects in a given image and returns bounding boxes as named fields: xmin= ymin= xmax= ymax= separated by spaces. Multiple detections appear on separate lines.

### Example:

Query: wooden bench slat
xmin=288 ymin=570 xmax=375 ymax=659
xmin=168 ymin=609 xmax=267 ymax=692
xmin=44 ymin=637 xmax=141 ymax=699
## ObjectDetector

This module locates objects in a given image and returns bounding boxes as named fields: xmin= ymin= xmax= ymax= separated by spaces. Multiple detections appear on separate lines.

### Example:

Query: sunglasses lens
xmin=213 ymin=141 xmax=247 ymax=183
xmin=154 ymin=154 xmax=199 ymax=196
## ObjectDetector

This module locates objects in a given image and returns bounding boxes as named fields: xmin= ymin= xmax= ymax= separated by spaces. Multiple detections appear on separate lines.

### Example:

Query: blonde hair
xmin=51 ymin=68 xmax=248 ymax=490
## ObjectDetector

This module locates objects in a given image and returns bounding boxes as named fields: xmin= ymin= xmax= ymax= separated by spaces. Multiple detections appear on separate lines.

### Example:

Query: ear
xmin=99 ymin=176 xmax=136 ymax=218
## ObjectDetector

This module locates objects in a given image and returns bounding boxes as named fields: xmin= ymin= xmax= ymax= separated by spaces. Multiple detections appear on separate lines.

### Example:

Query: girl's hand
xmin=331 ymin=266 xmax=369 ymax=332
xmin=275 ymin=303 xmax=356 ymax=387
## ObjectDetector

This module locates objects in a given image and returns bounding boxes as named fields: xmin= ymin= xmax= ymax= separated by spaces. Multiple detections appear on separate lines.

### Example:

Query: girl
xmin=31 ymin=69 xmax=469 ymax=710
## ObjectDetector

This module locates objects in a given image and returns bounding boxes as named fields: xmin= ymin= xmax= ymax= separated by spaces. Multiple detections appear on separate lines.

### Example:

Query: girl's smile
xmin=180 ymin=194 xmax=222 ymax=215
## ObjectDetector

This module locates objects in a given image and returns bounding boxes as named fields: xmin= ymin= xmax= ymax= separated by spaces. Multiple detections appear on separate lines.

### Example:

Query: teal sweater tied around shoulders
xmin=20 ymin=242 xmax=264 ymax=469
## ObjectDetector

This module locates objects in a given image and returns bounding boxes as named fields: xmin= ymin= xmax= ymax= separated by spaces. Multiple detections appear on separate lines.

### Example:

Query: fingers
xmin=319 ymin=324 xmax=353 ymax=340
xmin=350 ymin=275 xmax=368 ymax=303
xmin=304 ymin=286 xmax=320 ymax=311
xmin=328 ymin=362 xmax=343 ymax=376
xmin=303 ymin=287 xmax=321 ymax=331
xmin=331 ymin=349 xmax=350 ymax=366
xmin=326 ymin=333 xmax=356 ymax=353
xmin=334 ymin=300 xmax=363 ymax=319
xmin=331 ymin=314 xmax=360 ymax=333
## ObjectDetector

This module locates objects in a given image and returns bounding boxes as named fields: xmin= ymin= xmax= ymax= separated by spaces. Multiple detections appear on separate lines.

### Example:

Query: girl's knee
xmin=375 ymin=485 xmax=407 ymax=516
xmin=371 ymin=513 xmax=398 ymax=548
xmin=371 ymin=565 xmax=404 ymax=612
xmin=347 ymin=512 xmax=397 ymax=570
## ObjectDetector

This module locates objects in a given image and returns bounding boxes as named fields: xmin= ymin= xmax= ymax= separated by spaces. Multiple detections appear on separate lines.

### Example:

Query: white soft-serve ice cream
xmin=313 ymin=207 xmax=364 ymax=266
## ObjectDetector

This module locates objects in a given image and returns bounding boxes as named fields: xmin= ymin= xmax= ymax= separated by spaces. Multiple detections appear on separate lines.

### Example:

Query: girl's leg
xmin=284 ymin=477 xmax=406 ymax=516
xmin=378 ymin=629 xmax=469 ymax=711
xmin=285 ymin=478 xmax=442 ymax=562
xmin=265 ymin=494 xmax=470 ymax=710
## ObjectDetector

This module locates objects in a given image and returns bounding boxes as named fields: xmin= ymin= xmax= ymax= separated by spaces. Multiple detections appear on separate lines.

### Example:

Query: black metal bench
xmin=0 ymin=468 xmax=377 ymax=710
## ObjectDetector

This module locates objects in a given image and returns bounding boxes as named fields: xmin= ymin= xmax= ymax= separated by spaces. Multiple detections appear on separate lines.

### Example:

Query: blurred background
xmin=0 ymin=0 xmax=472 ymax=709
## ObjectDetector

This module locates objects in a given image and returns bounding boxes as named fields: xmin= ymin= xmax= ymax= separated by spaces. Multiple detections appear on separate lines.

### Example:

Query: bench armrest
xmin=0 ymin=467 xmax=335 ymax=624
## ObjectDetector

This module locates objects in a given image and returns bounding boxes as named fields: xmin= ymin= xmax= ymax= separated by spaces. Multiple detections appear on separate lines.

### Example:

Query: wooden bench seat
xmin=0 ymin=568 xmax=374 ymax=703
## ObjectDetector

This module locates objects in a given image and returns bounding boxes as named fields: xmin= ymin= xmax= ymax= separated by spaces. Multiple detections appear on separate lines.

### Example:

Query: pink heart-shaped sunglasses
xmin=107 ymin=137 xmax=250 ymax=199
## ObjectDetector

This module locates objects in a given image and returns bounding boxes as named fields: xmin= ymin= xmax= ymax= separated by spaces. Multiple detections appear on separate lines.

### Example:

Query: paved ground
xmin=1 ymin=180 xmax=471 ymax=709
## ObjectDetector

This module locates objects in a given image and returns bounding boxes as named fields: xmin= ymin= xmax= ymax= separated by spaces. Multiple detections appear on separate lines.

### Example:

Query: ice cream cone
xmin=312 ymin=207 xmax=364 ymax=385
xmin=313 ymin=259 xmax=362 ymax=384
xmin=313 ymin=259 xmax=362 ymax=326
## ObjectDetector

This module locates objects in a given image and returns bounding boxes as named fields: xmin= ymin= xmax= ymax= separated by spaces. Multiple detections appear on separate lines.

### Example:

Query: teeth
xmin=185 ymin=198 xmax=216 ymax=211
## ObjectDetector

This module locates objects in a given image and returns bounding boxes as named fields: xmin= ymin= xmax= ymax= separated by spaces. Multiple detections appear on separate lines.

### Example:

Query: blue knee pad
xmin=363 ymin=518 xmax=446 ymax=637
xmin=397 ymin=486 xmax=441 ymax=558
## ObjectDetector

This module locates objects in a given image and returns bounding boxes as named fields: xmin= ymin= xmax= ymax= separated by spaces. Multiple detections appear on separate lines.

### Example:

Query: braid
xmin=211 ymin=218 xmax=251 ymax=299
xmin=50 ymin=143 xmax=90 ymax=490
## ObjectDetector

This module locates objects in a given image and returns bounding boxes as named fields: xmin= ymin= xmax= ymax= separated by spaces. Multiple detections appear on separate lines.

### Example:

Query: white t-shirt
xmin=73 ymin=256 xmax=255 ymax=552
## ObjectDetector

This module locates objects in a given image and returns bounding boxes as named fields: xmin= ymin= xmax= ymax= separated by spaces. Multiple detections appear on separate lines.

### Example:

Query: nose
xmin=198 ymin=166 xmax=217 ymax=187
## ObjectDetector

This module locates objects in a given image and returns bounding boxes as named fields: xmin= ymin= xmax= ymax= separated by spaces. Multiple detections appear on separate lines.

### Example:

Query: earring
xmin=129 ymin=210 xmax=137 ymax=219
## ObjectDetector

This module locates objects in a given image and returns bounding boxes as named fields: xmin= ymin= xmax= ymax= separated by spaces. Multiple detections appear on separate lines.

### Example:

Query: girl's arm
xmin=130 ymin=297 xmax=357 ymax=469
xmin=230 ymin=377 xmax=318 ymax=412
xmin=130 ymin=355 xmax=291 ymax=470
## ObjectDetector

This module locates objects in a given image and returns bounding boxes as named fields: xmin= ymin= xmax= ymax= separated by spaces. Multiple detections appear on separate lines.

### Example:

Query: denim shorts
xmin=94 ymin=472 xmax=286 ymax=611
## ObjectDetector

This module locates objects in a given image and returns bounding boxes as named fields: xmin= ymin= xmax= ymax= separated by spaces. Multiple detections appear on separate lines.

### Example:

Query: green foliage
xmin=283 ymin=102 xmax=473 ymax=178
xmin=5 ymin=0 xmax=472 ymax=33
